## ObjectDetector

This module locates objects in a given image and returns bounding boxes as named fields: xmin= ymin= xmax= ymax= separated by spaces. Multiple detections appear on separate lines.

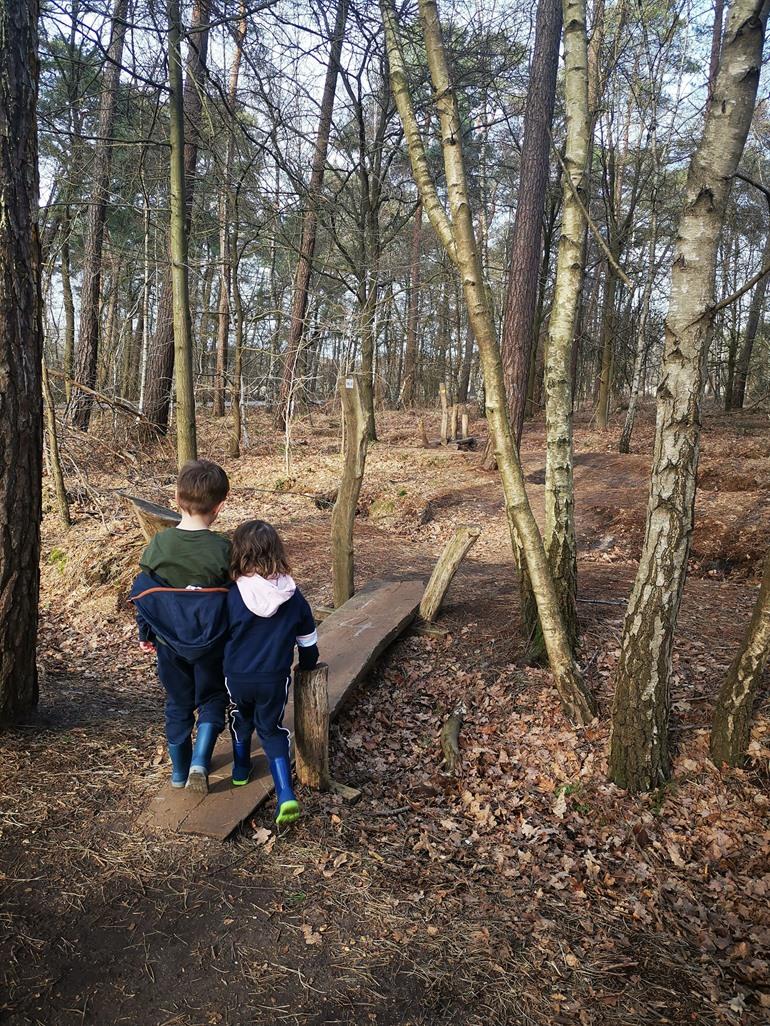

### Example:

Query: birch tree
xmin=381 ymin=0 xmax=596 ymax=725
xmin=609 ymin=0 xmax=770 ymax=792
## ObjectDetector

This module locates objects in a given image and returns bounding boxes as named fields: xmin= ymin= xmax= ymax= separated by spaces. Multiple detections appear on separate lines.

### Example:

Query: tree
xmin=501 ymin=0 xmax=562 ymax=445
xmin=710 ymin=548 xmax=770 ymax=767
xmin=381 ymin=0 xmax=596 ymax=726
xmin=731 ymin=173 xmax=770 ymax=409
xmin=609 ymin=0 xmax=770 ymax=793
xmin=0 ymin=0 xmax=43 ymax=722
xmin=277 ymin=0 xmax=349 ymax=428
xmin=69 ymin=0 xmax=129 ymax=430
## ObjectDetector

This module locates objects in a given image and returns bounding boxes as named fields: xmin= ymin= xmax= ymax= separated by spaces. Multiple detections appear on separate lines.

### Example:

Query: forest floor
xmin=1 ymin=403 xmax=770 ymax=1026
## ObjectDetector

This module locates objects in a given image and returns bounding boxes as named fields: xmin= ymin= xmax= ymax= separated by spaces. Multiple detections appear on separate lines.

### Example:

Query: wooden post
xmin=419 ymin=525 xmax=481 ymax=622
xmin=419 ymin=416 xmax=430 ymax=448
xmin=294 ymin=662 xmax=361 ymax=799
xmin=461 ymin=406 xmax=469 ymax=439
xmin=121 ymin=493 xmax=182 ymax=541
xmin=449 ymin=403 xmax=458 ymax=441
xmin=331 ymin=373 xmax=368 ymax=607
xmin=439 ymin=381 xmax=448 ymax=444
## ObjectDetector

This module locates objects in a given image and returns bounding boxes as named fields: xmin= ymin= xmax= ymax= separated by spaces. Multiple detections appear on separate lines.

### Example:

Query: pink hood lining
xmin=236 ymin=573 xmax=296 ymax=618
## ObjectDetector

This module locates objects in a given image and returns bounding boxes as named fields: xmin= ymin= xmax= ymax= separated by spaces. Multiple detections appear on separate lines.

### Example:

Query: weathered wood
xmin=440 ymin=702 xmax=465 ymax=775
xmin=419 ymin=525 xmax=481 ymax=622
xmin=140 ymin=575 xmax=426 ymax=839
xmin=294 ymin=662 xmax=331 ymax=789
xmin=419 ymin=416 xmax=430 ymax=448
xmin=331 ymin=374 xmax=368 ymax=607
xmin=438 ymin=382 xmax=448 ymax=443
xmin=461 ymin=407 xmax=469 ymax=439
xmin=449 ymin=403 xmax=458 ymax=441
xmin=121 ymin=492 xmax=181 ymax=541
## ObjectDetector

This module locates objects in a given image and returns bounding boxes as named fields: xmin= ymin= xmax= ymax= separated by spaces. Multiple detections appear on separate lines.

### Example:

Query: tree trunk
xmin=167 ymin=0 xmax=197 ymax=467
xmin=277 ymin=0 xmax=348 ymax=428
xmin=501 ymin=0 xmax=562 ymax=445
xmin=708 ymin=0 xmax=725 ymax=102
xmin=542 ymin=0 xmax=591 ymax=650
xmin=595 ymin=264 xmax=617 ymax=428
xmin=710 ymin=548 xmax=770 ymax=767
xmin=331 ymin=374 xmax=368 ymax=607
xmin=608 ymin=0 xmax=769 ymax=793
xmin=382 ymin=0 xmax=596 ymax=726
xmin=60 ymin=224 xmax=75 ymax=403
xmin=141 ymin=0 xmax=210 ymax=436
xmin=619 ymin=209 xmax=658 ymax=453
xmin=0 ymin=0 xmax=43 ymax=723
xmin=732 ymin=227 xmax=770 ymax=408
xmin=42 ymin=359 xmax=71 ymax=528
xmin=213 ymin=1 xmax=246 ymax=419
xmin=229 ymin=231 xmax=245 ymax=458
xmin=401 ymin=200 xmax=423 ymax=407
xmin=69 ymin=0 xmax=128 ymax=430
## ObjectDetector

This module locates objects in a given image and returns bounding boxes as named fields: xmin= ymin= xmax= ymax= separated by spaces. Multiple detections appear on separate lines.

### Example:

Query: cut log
xmin=294 ymin=661 xmax=360 ymax=800
xmin=419 ymin=416 xmax=430 ymax=448
xmin=419 ymin=525 xmax=481 ymax=622
xmin=440 ymin=701 xmax=465 ymax=775
xmin=461 ymin=408 xmax=469 ymax=439
xmin=121 ymin=492 xmax=181 ymax=541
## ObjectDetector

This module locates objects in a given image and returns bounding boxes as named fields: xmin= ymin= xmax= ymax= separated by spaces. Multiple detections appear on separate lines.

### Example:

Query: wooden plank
xmin=139 ymin=576 xmax=425 ymax=840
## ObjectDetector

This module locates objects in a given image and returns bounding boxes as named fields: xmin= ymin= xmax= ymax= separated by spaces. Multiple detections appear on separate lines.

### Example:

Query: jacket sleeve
xmin=295 ymin=592 xmax=319 ymax=671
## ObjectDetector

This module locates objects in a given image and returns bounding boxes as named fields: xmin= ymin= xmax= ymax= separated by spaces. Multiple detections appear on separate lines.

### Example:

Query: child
xmin=131 ymin=459 xmax=231 ymax=793
xmin=224 ymin=520 xmax=319 ymax=826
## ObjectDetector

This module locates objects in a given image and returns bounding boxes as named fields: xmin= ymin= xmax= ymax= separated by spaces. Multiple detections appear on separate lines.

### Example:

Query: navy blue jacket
xmin=224 ymin=585 xmax=318 ymax=684
xmin=130 ymin=571 xmax=229 ymax=662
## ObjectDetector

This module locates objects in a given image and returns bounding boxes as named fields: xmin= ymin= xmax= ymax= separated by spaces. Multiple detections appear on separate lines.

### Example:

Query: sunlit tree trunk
xmin=382 ymin=0 xmax=596 ymax=725
xmin=609 ymin=0 xmax=770 ymax=792
xmin=543 ymin=0 xmax=591 ymax=650
xmin=60 ymin=220 xmax=75 ymax=403
xmin=0 ymin=0 xmax=43 ymax=722
xmin=142 ymin=0 xmax=210 ymax=436
xmin=69 ymin=0 xmax=128 ymax=430
xmin=278 ymin=0 xmax=348 ymax=427
xmin=167 ymin=0 xmax=197 ymax=466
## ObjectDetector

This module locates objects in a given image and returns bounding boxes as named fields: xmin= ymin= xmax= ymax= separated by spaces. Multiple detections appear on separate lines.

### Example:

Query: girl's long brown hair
xmin=230 ymin=520 xmax=291 ymax=579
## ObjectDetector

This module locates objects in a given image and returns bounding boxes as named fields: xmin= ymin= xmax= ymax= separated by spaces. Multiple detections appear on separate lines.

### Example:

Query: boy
xmin=131 ymin=459 xmax=231 ymax=793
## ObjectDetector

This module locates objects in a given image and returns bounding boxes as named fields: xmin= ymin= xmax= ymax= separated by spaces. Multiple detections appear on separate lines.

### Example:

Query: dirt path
xmin=1 ymin=408 xmax=769 ymax=1025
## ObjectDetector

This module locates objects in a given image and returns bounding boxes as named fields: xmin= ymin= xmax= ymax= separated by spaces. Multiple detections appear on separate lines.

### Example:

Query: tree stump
xmin=419 ymin=525 xmax=481 ymax=622
xmin=121 ymin=493 xmax=181 ymax=541
xmin=294 ymin=662 xmax=360 ymax=800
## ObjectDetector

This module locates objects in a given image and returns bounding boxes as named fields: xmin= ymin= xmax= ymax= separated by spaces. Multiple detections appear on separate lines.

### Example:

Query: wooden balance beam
xmin=139 ymin=576 xmax=426 ymax=840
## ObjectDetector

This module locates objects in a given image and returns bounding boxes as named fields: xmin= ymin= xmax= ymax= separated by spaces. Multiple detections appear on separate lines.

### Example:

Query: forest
xmin=1 ymin=0 xmax=769 ymax=1022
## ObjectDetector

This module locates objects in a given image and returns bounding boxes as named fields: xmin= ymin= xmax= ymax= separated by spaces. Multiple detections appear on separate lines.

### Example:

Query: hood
xmin=236 ymin=573 xmax=296 ymax=618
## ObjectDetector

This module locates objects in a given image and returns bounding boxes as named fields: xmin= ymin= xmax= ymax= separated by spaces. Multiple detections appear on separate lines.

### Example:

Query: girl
xmin=225 ymin=520 xmax=319 ymax=825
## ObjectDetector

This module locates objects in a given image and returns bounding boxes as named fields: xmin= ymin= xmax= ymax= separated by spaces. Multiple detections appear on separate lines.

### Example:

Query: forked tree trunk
xmin=277 ymin=0 xmax=348 ymax=428
xmin=142 ymin=0 xmax=210 ymax=436
xmin=382 ymin=0 xmax=596 ymax=726
xmin=609 ymin=0 xmax=770 ymax=793
xmin=501 ymin=0 xmax=562 ymax=445
xmin=710 ymin=548 xmax=770 ymax=767
xmin=401 ymin=200 xmax=423 ymax=407
xmin=69 ymin=0 xmax=128 ymax=430
xmin=167 ymin=0 xmax=197 ymax=467
xmin=0 ymin=0 xmax=43 ymax=722
xmin=542 ymin=0 xmax=590 ymax=650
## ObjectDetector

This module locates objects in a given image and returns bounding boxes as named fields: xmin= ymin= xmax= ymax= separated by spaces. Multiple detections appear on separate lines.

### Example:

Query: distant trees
xmin=0 ymin=0 xmax=43 ymax=722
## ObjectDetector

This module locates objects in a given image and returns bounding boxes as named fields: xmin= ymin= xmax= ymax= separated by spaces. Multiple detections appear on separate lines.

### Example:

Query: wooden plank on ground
xmin=139 ymin=576 xmax=425 ymax=840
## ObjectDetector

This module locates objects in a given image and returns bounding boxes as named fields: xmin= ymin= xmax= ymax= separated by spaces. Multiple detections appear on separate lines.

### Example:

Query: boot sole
xmin=171 ymin=779 xmax=188 ymax=789
xmin=186 ymin=768 xmax=209 ymax=794
xmin=276 ymin=800 xmax=300 ymax=826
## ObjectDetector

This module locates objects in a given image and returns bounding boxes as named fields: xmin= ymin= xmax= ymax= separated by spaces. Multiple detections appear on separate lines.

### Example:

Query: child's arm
xmin=296 ymin=593 xmax=319 ymax=671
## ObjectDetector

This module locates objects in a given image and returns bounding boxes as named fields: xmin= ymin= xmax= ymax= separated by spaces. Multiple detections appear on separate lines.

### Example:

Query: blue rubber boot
xmin=186 ymin=722 xmax=219 ymax=794
xmin=269 ymin=757 xmax=300 ymax=826
xmin=168 ymin=738 xmax=192 ymax=788
xmin=232 ymin=734 xmax=252 ymax=787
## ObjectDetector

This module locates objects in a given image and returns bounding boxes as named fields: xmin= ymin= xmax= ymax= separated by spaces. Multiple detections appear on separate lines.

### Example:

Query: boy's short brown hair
xmin=176 ymin=459 xmax=229 ymax=515
xmin=230 ymin=520 xmax=290 ymax=579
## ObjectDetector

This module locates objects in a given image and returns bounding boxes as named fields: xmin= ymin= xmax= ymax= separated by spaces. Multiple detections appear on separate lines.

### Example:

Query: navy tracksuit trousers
xmin=156 ymin=644 xmax=228 ymax=745
xmin=225 ymin=674 xmax=292 ymax=762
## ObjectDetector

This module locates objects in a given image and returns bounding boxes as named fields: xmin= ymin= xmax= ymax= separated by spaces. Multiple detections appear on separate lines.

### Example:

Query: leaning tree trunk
xmin=277 ymin=0 xmax=348 ymax=428
xmin=501 ymin=0 xmax=562 ymax=446
xmin=167 ymin=0 xmax=197 ymax=467
xmin=142 ymin=0 xmax=210 ymax=436
xmin=382 ymin=0 xmax=596 ymax=726
xmin=542 ymin=0 xmax=590 ymax=650
xmin=213 ymin=0 xmax=246 ymax=419
xmin=608 ymin=0 xmax=770 ymax=793
xmin=0 ymin=0 xmax=43 ymax=722
xmin=69 ymin=0 xmax=128 ymax=430
xmin=710 ymin=548 xmax=770 ymax=767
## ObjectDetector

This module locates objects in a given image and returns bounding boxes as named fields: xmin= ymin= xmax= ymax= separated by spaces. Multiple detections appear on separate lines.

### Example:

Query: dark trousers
xmin=225 ymin=674 xmax=292 ymax=762
xmin=156 ymin=645 xmax=227 ymax=745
